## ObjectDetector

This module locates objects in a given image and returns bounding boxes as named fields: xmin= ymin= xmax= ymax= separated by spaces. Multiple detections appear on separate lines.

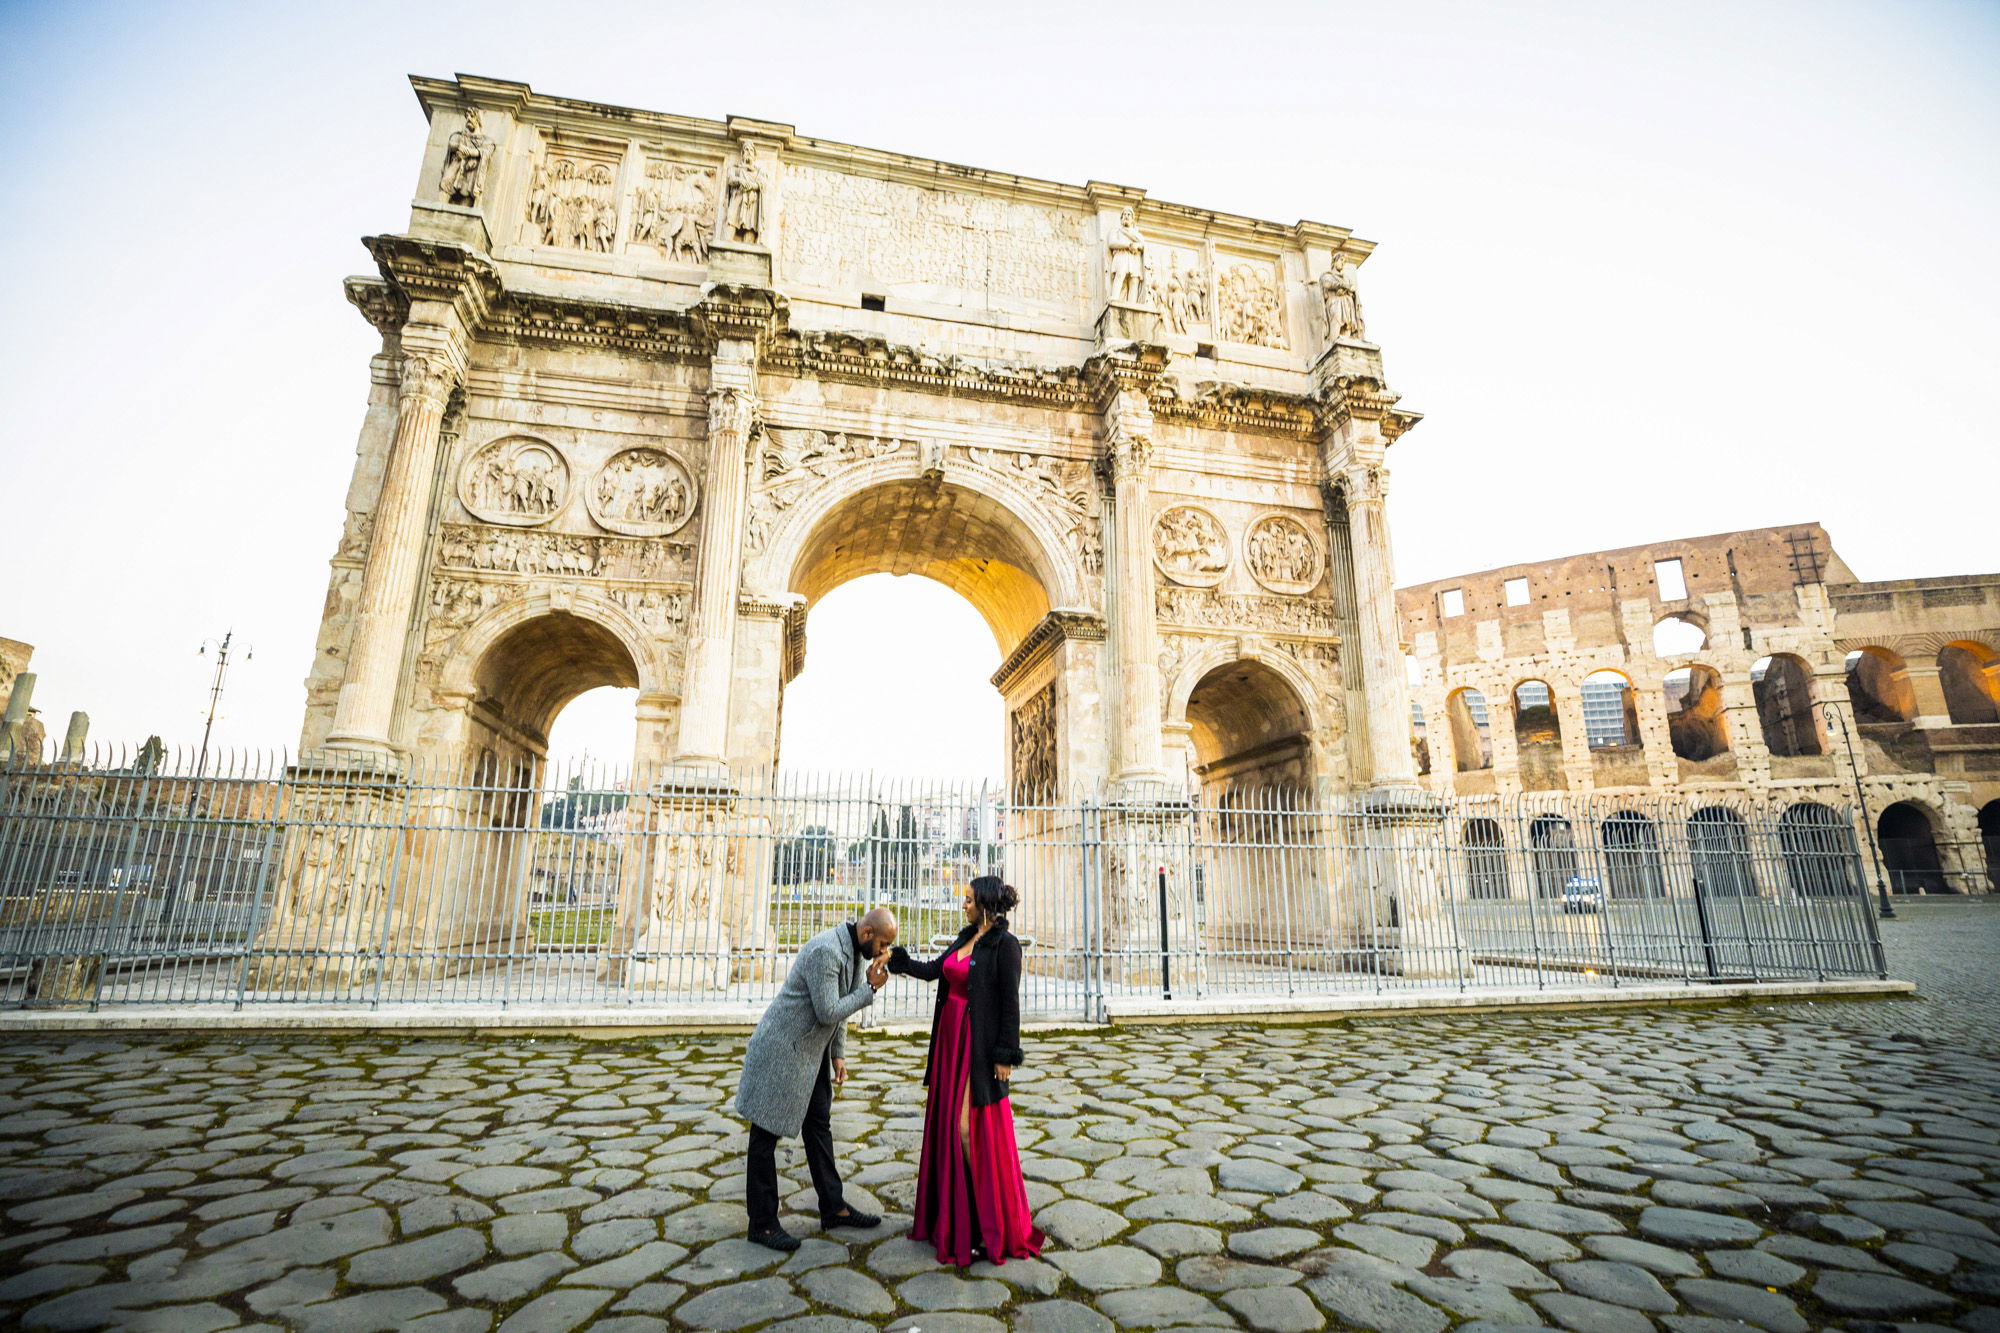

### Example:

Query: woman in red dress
xmin=887 ymin=875 xmax=1045 ymax=1267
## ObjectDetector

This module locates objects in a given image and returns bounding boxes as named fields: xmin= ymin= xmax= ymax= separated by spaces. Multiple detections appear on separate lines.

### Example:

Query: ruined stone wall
xmin=1397 ymin=525 xmax=1999 ymax=892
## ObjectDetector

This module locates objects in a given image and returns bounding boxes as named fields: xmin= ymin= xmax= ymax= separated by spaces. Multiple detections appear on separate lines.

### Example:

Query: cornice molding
xmin=343 ymin=277 xmax=409 ymax=336
xmin=762 ymin=330 xmax=1092 ymax=408
xmin=364 ymin=235 xmax=502 ymax=329
xmin=1312 ymin=374 xmax=1422 ymax=442
xmin=1082 ymin=346 xmax=1170 ymax=411
xmin=991 ymin=610 xmax=1106 ymax=694
xmin=1151 ymin=379 xmax=1319 ymax=438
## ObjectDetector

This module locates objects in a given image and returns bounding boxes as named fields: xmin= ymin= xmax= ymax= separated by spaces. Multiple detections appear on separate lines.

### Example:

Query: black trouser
xmin=746 ymin=1050 xmax=845 ymax=1232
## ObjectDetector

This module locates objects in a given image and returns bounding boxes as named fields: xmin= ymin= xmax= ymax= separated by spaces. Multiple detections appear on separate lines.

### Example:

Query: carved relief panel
xmin=1146 ymin=243 xmax=1213 ymax=337
xmin=1011 ymin=683 xmax=1058 ymax=802
xmin=1244 ymin=514 xmax=1323 ymax=594
xmin=1215 ymin=257 xmax=1289 ymax=350
xmin=629 ymin=156 xmax=716 ymax=264
xmin=1153 ymin=505 xmax=1231 ymax=588
xmin=964 ymin=447 xmax=1103 ymax=574
xmin=746 ymin=429 xmax=913 ymax=555
xmin=438 ymin=523 xmax=689 ymax=582
xmin=588 ymin=448 xmax=698 ymax=537
xmin=1157 ymin=587 xmax=1340 ymax=636
xmin=523 ymin=141 xmax=623 ymax=252
xmin=458 ymin=436 xmax=570 ymax=527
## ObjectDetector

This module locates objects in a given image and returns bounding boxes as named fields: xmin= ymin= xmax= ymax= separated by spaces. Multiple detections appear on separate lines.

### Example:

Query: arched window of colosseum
xmin=1938 ymin=641 xmax=2000 ymax=725
xmin=1689 ymin=807 xmax=1757 ymax=897
xmin=1582 ymin=669 xmax=1640 ymax=748
xmin=1462 ymin=818 xmax=1510 ymax=899
xmin=1601 ymin=811 xmax=1666 ymax=899
xmin=1513 ymin=681 xmax=1559 ymax=746
xmin=1842 ymin=647 xmax=1916 ymax=725
xmin=1528 ymin=815 xmax=1579 ymax=899
xmin=1879 ymin=802 xmax=1950 ymax=894
xmin=1446 ymin=688 xmax=1492 ymax=772
xmin=1652 ymin=615 xmax=1707 ymax=657
xmin=1981 ymin=801 xmax=2000 ymax=893
xmin=1411 ymin=700 xmax=1431 ymax=776
xmin=1664 ymin=666 xmax=1731 ymax=761
xmin=1778 ymin=802 xmax=1857 ymax=897
xmin=1751 ymin=654 xmax=1823 ymax=756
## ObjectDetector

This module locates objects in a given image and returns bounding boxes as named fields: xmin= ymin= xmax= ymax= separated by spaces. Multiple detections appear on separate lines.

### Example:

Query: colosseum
xmin=1398 ymin=523 xmax=2000 ymax=896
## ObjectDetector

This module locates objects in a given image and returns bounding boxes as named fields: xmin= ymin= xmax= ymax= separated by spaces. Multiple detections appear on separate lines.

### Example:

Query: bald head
xmin=856 ymin=907 xmax=899 ymax=957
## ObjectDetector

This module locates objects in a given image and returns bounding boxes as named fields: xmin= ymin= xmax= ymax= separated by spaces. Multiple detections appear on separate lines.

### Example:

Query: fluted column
xmin=1337 ymin=463 xmax=1420 ymax=788
xmin=1107 ymin=424 xmax=1167 ymax=784
xmin=674 ymin=342 xmax=758 ymax=773
xmin=324 ymin=346 xmax=462 ymax=757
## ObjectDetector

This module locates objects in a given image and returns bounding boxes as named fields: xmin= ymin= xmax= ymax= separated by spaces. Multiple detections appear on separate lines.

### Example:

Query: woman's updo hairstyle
xmin=969 ymin=875 xmax=1018 ymax=928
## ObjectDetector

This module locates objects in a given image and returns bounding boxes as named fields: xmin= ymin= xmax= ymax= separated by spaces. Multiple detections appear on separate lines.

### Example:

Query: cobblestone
xmin=0 ymin=1002 xmax=1996 ymax=1329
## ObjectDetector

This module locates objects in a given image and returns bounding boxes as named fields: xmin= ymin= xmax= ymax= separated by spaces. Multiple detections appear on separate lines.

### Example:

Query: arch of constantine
xmin=300 ymin=75 xmax=1418 ymax=794
xmin=269 ymin=74 xmax=1429 ymax=988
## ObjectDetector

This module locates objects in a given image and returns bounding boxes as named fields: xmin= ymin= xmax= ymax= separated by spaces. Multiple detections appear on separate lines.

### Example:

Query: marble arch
xmin=281 ymin=75 xmax=1431 ymax=972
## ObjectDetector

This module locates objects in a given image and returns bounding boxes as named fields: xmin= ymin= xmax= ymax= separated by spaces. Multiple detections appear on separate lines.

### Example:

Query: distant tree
xmin=540 ymin=775 xmax=629 ymax=829
xmin=775 ymin=824 xmax=836 ymax=884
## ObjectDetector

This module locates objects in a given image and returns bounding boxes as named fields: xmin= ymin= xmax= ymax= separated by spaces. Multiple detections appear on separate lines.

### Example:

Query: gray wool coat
xmin=735 ymin=923 xmax=875 ymax=1139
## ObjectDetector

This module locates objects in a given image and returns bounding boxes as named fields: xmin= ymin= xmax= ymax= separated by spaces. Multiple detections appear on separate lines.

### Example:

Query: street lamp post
xmin=194 ymin=631 xmax=251 ymax=783
xmin=1823 ymin=702 xmax=1895 ymax=920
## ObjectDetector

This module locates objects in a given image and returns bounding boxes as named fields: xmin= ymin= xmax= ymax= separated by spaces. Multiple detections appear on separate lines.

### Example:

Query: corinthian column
xmin=1107 ymin=424 xmax=1167 ymax=784
xmin=674 ymin=343 xmax=758 ymax=774
xmin=1337 ymin=460 xmax=1420 ymax=787
xmin=324 ymin=346 xmax=462 ymax=757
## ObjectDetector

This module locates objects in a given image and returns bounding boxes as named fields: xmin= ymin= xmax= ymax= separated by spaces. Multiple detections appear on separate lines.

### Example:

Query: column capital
xmin=397 ymin=349 xmax=461 ymax=406
xmin=1104 ymin=428 xmax=1154 ymax=483
xmin=706 ymin=384 xmax=759 ymax=444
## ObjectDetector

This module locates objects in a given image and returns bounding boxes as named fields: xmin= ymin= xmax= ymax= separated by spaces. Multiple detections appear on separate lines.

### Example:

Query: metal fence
xmin=0 ymin=749 xmax=1891 ymax=1016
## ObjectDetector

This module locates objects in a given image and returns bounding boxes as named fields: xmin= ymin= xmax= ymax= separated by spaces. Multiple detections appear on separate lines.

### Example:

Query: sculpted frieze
xmin=630 ymin=158 xmax=715 ymax=264
xmin=438 ymin=523 xmax=689 ymax=582
xmin=963 ymin=446 xmax=1102 ymax=574
xmin=776 ymin=165 xmax=1087 ymax=306
xmin=459 ymin=436 xmax=570 ymax=527
xmin=1245 ymin=514 xmax=1323 ymax=595
xmin=334 ymin=511 xmax=374 ymax=563
xmin=1149 ymin=246 xmax=1212 ymax=336
xmin=1153 ymin=505 xmax=1230 ymax=588
xmin=589 ymin=447 xmax=698 ymax=537
xmin=746 ymin=429 xmax=914 ymax=555
xmin=1011 ymin=683 xmax=1058 ymax=802
xmin=1157 ymin=587 xmax=1340 ymax=637
xmin=524 ymin=150 xmax=620 ymax=252
xmin=1216 ymin=260 xmax=1288 ymax=350
xmin=606 ymin=587 xmax=690 ymax=635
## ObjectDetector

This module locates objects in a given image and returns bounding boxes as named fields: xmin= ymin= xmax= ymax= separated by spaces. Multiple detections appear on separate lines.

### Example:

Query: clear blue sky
xmin=2 ymin=0 xmax=1994 ymax=776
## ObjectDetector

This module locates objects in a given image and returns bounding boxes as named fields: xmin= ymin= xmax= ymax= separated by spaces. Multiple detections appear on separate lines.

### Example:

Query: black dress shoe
xmin=748 ymin=1225 xmax=801 ymax=1252
xmin=820 ymin=1205 xmax=881 ymax=1230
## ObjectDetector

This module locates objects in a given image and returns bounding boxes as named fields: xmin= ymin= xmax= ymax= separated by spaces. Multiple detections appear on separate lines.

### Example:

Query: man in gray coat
xmin=737 ymin=907 xmax=899 ymax=1251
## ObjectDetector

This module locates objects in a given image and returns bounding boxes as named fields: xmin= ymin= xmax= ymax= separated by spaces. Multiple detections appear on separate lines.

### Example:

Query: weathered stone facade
xmin=281 ymin=75 xmax=1431 ymax=978
xmin=299 ymin=74 xmax=1423 ymax=801
xmin=1399 ymin=524 xmax=2000 ymax=894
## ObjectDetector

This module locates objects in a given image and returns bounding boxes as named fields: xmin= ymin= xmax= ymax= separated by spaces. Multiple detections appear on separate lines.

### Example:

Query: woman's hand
xmin=994 ymin=1064 xmax=1013 ymax=1083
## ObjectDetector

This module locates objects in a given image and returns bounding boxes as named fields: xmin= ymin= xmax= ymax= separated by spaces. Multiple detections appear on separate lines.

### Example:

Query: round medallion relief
xmin=1152 ymin=505 xmax=1231 ymax=588
xmin=458 ymin=435 xmax=570 ymax=527
xmin=1245 ymin=513 xmax=1323 ymax=594
xmin=587 ymin=447 xmax=699 ymax=537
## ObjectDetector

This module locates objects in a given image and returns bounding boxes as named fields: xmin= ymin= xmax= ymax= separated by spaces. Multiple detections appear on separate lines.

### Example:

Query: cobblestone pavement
xmin=1755 ymin=898 xmax=2000 ymax=1056
xmin=4 ymin=1004 xmax=2000 ymax=1333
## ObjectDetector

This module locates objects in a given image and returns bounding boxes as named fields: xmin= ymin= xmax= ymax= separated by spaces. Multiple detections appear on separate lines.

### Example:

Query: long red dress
xmin=911 ymin=951 xmax=1044 ymax=1266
